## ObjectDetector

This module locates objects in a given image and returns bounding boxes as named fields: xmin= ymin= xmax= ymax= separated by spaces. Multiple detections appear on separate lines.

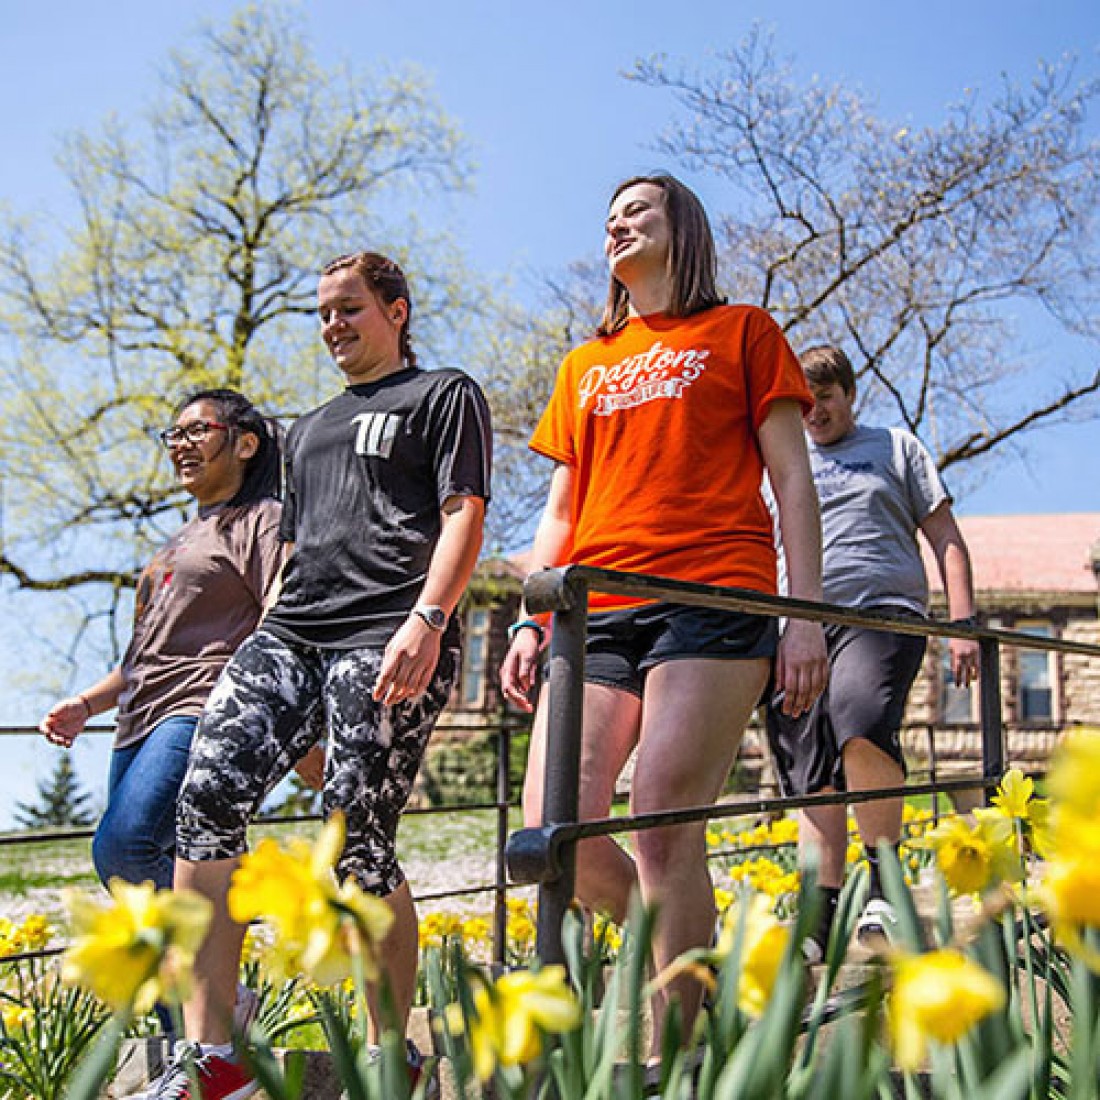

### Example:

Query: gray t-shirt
xmin=811 ymin=424 xmax=948 ymax=613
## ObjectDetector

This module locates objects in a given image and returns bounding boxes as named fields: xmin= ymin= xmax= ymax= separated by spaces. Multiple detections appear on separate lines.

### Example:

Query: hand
xmin=774 ymin=619 xmax=828 ymax=717
xmin=500 ymin=628 xmax=543 ymax=712
xmin=292 ymin=743 xmax=326 ymax=790
xmin=373 ymin=615 xmax=443 ymax=706
xmin=950 ymin=637 xmax=980 ymax=687
xmin=39 ymin=697 xmax=89 ymax=747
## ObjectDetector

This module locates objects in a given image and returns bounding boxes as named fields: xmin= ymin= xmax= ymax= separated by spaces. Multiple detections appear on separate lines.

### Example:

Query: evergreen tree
xmin=14 ymin=754 xmax=97 ymax=830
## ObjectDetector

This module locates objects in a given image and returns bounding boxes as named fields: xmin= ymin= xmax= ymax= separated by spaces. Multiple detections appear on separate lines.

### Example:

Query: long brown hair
xmin=321 ymin=251 xmax=418 ymax=367
xmin=598 ymin=173 xmax=725 ymax=337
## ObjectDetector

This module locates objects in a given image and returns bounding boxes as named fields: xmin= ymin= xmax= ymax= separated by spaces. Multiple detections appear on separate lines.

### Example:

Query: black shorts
xmin=765 ymin=616 xmax=927 ymax=796
xmin=583 ymin=602 xmax=778 ymax=698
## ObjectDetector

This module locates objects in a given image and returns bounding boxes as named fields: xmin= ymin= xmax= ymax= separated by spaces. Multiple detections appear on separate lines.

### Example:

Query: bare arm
xmin=919 ymin=501 xmax=979 ymax=686
xmin=39 ymin=666 xmax=125 ymax=747
xmin=373 ymin=494 xmax=487 ymax=705
xmin=500 ymin=462 xmax=575 ymax=711
xmin=758 ymin=400 xmax=829 ymax=716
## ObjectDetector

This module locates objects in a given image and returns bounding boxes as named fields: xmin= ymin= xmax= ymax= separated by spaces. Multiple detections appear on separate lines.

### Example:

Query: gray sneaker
xmin=855 ymin=898 xmax=899 ymax=948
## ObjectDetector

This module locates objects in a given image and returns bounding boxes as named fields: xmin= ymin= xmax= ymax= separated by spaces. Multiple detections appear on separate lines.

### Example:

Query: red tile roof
xmin=925 ymin=514 xmax=1100 ymax=593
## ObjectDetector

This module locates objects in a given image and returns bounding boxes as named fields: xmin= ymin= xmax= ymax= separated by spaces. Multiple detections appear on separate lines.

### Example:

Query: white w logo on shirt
xmin=352 ymin=412 xmax=401 ymax=458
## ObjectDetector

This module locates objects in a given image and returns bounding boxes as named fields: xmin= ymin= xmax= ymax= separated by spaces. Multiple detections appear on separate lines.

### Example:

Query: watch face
xmin=418 ymin=606 xmax=447 ymax=631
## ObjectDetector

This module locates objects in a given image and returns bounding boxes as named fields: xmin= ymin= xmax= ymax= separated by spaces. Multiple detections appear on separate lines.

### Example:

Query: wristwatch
xmin=413 ymin=605 xmax=448 ymax=632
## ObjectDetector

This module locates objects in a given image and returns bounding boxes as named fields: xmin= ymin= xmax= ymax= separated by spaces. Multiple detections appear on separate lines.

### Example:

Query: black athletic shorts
xmin=765 ymin=615 xmax=927 ymax=796
xmin=583 ymin=602 xmax=778 ymax=698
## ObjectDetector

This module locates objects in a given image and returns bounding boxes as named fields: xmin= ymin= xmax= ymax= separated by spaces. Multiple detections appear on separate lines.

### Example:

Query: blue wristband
xmin=508 ymin=619 xmax=545 ymax=645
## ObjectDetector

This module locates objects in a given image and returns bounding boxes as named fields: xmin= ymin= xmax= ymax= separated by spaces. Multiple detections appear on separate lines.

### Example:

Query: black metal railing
xmin=504 ymin=564 xmax=1100 ymax=964
xmin=0 ymin=717 xmax=526 ymax=969
xmin=3 ymin=577 xmax=1098 ymax=976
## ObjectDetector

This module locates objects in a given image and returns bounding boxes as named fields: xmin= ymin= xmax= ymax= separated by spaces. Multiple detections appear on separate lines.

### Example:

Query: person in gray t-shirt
xmin=767 ymin=345 xmax=979 ymax=958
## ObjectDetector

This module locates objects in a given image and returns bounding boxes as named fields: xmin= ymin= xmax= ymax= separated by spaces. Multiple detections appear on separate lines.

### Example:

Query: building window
xmin=1017 ymin=623 xmax=1055 ymax=722
xmin=939 ymin=641 xmax=975 ymax=723
xmin=460 ymin=608 xmax=491 ymax=709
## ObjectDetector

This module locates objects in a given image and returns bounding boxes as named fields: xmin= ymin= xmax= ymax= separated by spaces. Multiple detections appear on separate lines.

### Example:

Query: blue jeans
xmin=92 ymin=715 xmax=197 ymax=891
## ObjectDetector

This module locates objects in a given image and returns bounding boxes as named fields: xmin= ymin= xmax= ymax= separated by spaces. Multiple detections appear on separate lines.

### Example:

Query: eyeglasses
xmin=158 ymin=420 xmax=231 ymax=448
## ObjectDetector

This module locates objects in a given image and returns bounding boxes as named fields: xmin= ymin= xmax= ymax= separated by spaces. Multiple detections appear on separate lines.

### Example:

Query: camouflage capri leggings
xmin=176 ymin=628 xmax=458 ymax=894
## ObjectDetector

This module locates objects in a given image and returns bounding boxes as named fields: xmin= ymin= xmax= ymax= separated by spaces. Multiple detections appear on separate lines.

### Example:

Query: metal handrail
xmin=506 ymin=564 xmax=1100 ymax=964
xmin=0 ymin=718 xmax=525 ymax=969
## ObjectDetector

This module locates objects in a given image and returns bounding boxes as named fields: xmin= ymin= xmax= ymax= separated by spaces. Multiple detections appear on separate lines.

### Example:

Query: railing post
xmin=926 ymin=722 xmax=939 ymax=826
xmin=492 ymin=714 xmax=511 ymax=972
xmin=530 ymin=572 xmax=589 ymax=966
xmin=978 ymin=636 xmax=1005 ymax=805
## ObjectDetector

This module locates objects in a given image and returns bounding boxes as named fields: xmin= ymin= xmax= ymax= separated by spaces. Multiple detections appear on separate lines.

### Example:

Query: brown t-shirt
xmin=114 ymin=498 xmax=283 ymax=749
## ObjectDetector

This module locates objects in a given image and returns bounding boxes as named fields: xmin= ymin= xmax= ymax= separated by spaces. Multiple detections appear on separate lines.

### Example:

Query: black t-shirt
xmin=263 ymin=367 xmax=492 ymax=648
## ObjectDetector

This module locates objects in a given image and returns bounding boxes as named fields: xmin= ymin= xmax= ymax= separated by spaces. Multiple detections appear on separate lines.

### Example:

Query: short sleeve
xmin=743 ymin=309 xmax=813 ymax=430
xmin=427 ymin=374 xmax=493 ymax=505
xmin=233 ymin=500 xmax=285 ymax=604
xmin=896 ymin=430 xmax=950 ymax=523
xmin=529 ymin=353 xmax=579 ymax=465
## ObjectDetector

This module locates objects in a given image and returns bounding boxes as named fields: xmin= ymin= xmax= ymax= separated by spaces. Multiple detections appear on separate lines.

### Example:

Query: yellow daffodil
xmin=768 ymin=817 xmax=800 ymax=846
xmin=229 ymin=814 xmax=394 ymax=986
xmin=989 ymin=769 xmax=1034 ymax=819
xmin=0 ymin=918 xmax=17 ymax=958
xmin=727 ymin=857 xmax=799 ymax=901
xmin=62 ymin=879 xmax=211 ymax=1013
xmin=420 ymin=911 xmax=465 ymax=949
xmin=593 ymin=914 xmax=623 ymax=955
xmin=2 ymin=1004 xmax=31 ymax=1033
xmin=715 ymin=892 xmax=790 ymax=1017
xmin=504 ymin=898 xmax=537 ymax=957
xmin=463 ymin=917 xmax=491 ymax=946
xmin=974 ymin=768 xmax=1053 ymax=859
xmin=1026 ymin=798 xmax=1053 ymax=859
xmin=1040 ymin=812 xmax=1100 ymax=967
xmin=446 ymin=965 xmax=581 ymax=1080
xmin=1046 ymin=727 xmax=1100 ymax=819
xmin=888 ymin=948 xmax=1004 ymax=1070
xmin=16 ymin=913 xmax=52 ymax=952
xmin=924 ymin=814 xmax=1020 ymax=897
xmin=1044 ymin=850 xmax=1100 ymax=929
xmin=0 ymin=912 xmax=55 ymax=956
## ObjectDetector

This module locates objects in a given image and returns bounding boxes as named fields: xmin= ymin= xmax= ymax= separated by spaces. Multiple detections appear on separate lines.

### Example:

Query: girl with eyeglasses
xmin=38 ymin=389 xmax=283 ymax=898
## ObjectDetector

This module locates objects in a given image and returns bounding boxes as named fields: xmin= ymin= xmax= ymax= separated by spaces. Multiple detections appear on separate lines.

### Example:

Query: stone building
xmin=903 ymin=512 xmax=1100 ymax=791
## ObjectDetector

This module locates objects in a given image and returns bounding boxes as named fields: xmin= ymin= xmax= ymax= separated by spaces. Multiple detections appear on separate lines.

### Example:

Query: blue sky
xmin=0 ymin=0 xmax=1098 ymax=822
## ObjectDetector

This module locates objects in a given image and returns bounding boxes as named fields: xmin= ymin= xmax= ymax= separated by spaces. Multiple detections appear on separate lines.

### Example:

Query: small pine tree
xmin=15 ymin=753 xmax=97 ymax=829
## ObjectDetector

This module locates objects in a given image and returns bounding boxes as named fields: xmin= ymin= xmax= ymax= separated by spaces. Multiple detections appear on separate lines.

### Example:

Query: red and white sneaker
xmin=122 ymin=1041 xmax=257 ymax=1100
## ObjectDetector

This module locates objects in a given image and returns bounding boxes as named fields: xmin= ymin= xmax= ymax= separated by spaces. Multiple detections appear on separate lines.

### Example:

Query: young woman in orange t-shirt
xmin=501 ymin=172 xmax=828 ymax=1049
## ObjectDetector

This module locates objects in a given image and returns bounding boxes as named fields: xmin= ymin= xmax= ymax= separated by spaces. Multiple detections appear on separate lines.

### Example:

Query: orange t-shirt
xmin=530 ymin=305 xmax=812 ymax=611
